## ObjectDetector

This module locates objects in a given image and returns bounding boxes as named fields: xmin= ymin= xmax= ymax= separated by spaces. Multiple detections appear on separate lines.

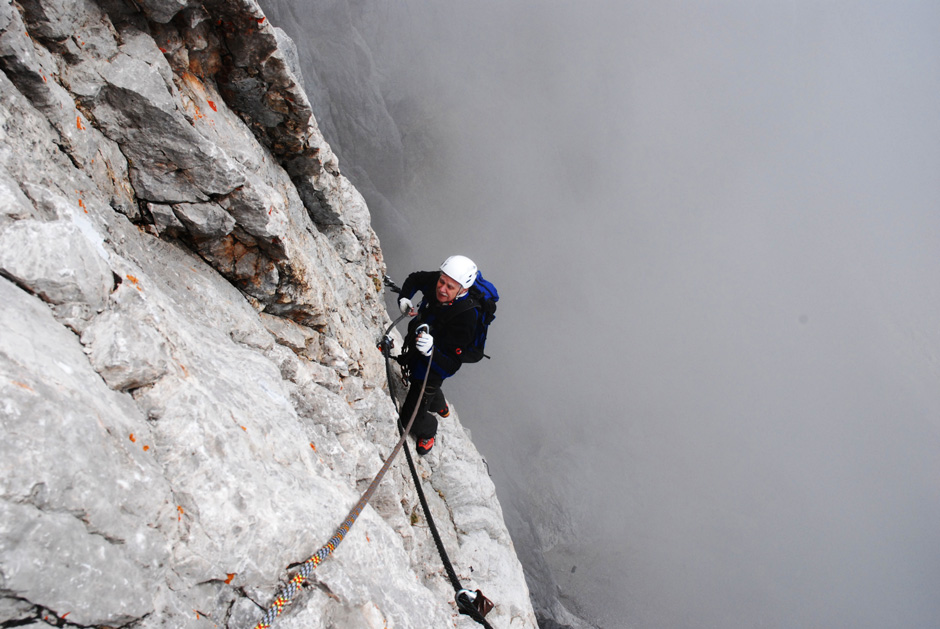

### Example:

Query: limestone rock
xmin=0 ymin=166 xmax=33 ymax=224
xmin=148 ymin=201 xmax=186 ymax=237
xmin=172 ymin=201 xmax=237 ymax=240
xmin=0 ymin=277 xmax=171 ymax=627
xmin=81 ymin=307 xmax=173 ymax=391
xmin=0 ymin=0 xmax=537 ymax=626
xmin=0 ymin=219 xmax=114 ymax=310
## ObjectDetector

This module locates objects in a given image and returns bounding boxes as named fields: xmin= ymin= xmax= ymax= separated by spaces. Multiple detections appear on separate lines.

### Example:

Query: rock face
xmin=0 ymin=0 xmax=537 ymax=626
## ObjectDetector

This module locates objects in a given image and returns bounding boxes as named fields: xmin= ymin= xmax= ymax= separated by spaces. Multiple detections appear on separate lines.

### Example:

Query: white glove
xmin=399 ymin=297 xmax=414 ymax=315
xmin=415 ymin=331 xmax=434 ymax=356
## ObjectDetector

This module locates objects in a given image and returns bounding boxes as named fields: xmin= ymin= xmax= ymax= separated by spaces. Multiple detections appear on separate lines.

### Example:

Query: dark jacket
xmin=400 ymin=270 xmax=479 ymax=381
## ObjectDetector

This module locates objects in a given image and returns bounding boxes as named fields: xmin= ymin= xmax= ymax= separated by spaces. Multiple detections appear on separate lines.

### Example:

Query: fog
xmin=261 ymin=1 xmax=940 ymax=626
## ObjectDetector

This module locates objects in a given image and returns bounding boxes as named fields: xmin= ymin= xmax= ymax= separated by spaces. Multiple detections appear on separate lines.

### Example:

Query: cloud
xmin=263 ymin=1 xmax=940 ymax=625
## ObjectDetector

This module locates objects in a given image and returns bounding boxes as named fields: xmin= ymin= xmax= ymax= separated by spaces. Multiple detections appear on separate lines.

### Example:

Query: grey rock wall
xmin=0 ymin=0 xmax=536 ymax=626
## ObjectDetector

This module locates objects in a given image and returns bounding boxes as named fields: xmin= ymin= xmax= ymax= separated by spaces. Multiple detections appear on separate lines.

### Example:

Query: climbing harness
xmin=250 ymin=314 xmax=429 ymax=629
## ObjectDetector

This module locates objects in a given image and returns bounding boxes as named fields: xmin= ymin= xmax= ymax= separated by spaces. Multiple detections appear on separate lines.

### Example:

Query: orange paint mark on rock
xmin=256 ymin=16 xmax=266 ymax=24
xmin=78 ymin=198 xmax=87 ymax=213
xmin=143 ymin=445 xmax=150 ymax=451
xmin=180 ymin=72 xmax=208 ymax=98
xmin=177 ymin=505 xmax=185 ymax=522
xmin=224 ymin=573 xmax=236 ymax=584
xmin=125 ymin=275 xmax=142 ymax=291
xmin=159 ymin=47 xmax=167 ymax=53
xmin=129 ymin=433 xmax=136 ymax=443
xmin=310 ymin=443 xmax=316 ymax=451
xmin=241 ymin=425 xmax=247 ymax=431
xmin=207 ymin=100 xmax=217 ymax=112
xmin=77 ymin=116 xmax=85 ymax=130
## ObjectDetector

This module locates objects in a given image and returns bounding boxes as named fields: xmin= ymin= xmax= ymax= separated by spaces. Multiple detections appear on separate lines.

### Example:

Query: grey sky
xmin=263 ymin=1 xmax=940 ymax=626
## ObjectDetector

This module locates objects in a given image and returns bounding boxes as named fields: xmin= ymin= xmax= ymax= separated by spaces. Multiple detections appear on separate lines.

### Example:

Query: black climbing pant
xmin=399 ymin=375 xmax=447 ymax=440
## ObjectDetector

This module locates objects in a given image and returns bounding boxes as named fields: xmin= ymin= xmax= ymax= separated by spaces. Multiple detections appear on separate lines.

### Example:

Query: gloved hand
xmin=415 ymin=331 xmax=434 ymax=356
xmin=399 ymin=297 xmax=414 ymax=315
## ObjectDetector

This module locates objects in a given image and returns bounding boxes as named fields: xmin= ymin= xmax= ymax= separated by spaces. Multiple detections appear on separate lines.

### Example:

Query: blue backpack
xmin=448 ymin=272 xmax=499 ymax=362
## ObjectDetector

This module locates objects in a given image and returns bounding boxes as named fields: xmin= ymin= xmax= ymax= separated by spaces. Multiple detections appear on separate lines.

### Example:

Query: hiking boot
xmin=437 ymin=402 xmax=450 ymax=418
xmin=416 ymin=437 xmax=435 ymax=455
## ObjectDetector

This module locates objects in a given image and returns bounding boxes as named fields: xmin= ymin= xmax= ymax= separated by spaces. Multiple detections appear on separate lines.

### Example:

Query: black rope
xmin=398 ymin=428 xmax=495 ymax=627
xmin=381 ymin=313 xmax=496 ymax=628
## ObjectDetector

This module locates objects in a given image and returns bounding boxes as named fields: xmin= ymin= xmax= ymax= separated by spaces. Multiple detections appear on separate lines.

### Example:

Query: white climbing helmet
xmin=440 ymin=255 xmax=478 ymax=289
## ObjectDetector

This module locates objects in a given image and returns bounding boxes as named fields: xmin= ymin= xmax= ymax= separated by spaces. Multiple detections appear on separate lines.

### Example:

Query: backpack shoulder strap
xmin=439 ymin=294 xmax=481 ymax=323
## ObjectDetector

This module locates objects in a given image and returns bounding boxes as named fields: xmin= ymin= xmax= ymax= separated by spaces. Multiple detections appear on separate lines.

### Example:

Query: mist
xmin=261 ymin=1 xmax=940 ymax=626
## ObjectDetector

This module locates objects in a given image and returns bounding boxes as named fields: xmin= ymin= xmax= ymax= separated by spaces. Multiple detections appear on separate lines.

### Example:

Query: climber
xmin=395 ymin=255 xmax=481 ymax=455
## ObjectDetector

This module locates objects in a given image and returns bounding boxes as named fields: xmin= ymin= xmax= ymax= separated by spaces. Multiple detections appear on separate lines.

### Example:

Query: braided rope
xmin=251 ymin=329 xmax=429 ymax=629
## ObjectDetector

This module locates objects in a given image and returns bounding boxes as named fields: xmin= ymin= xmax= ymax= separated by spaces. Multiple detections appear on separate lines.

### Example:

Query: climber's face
xmin=436 ymin=272 xmax=463 ymax=304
